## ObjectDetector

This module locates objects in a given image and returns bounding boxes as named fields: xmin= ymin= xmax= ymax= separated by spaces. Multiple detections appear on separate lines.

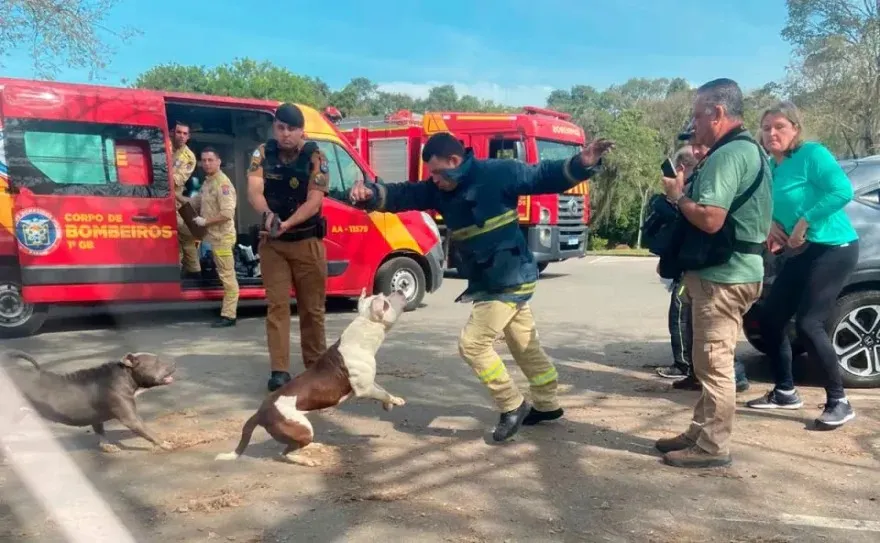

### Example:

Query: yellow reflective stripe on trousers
xmin=214 ymin=248 xmax=233 ymax=257
xmin=529 ymin=367 xmax=558 ymax=386
xmin=450 ymin=209 xmax=518 ymax=241
xmin=478 ymin=359 xmax=506 ymax=383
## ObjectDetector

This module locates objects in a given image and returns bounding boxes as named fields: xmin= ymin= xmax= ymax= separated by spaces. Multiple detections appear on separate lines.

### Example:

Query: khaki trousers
xmin=211 ymin=236 xmax=240 ymax=319
xmin=178 ymin=218 xmax=201 ymax=273
xmin=259 ymin=237 xmax=327 ymax=371
xmin=458 ymin=301 xmax=560 ymax=413
xmin=683 ymin=272 xmax=761 ymax=455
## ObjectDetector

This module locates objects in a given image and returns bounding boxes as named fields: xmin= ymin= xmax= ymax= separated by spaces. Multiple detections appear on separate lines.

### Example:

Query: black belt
xmin=277 ymin=223 xmax=318 ymax=242
xmin=734 ymin=240 xmax=765 ymax=255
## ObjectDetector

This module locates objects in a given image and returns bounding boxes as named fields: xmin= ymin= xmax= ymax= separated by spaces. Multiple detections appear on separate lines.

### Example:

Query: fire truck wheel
xmin=0 ymin=279 xmax=48 ymax=338
xmin=375 ymin=256 xmax=426 ymax=312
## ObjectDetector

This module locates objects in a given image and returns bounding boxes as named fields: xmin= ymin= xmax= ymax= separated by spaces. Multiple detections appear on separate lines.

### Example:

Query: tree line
xmin=2 ymin=0 xmax=876 ymax=248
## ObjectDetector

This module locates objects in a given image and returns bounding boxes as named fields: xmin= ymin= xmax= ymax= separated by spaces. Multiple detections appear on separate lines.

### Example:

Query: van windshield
xmin=536 ymin=139 xmax=582 ymax=161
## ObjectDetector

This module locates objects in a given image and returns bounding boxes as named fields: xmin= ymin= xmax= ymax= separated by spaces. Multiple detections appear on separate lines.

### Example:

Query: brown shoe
xmin=654 ymin=433 xmax=695 ymax=454
xmin=663 ymin=445 xmax=731 ymax=469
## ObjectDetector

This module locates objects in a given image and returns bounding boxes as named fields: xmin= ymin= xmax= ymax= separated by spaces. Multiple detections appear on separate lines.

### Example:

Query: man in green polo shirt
xmin=655 ymin=78 xmax=773 ymax=469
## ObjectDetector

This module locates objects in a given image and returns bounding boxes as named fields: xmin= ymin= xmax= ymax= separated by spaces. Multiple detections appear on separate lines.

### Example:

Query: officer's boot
xmin=492 ymin=400 xmax=532 ymax=442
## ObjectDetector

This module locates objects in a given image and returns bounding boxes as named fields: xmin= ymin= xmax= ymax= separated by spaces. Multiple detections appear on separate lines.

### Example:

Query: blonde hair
xmin=761 ymin=101 xmax=804 ymax=152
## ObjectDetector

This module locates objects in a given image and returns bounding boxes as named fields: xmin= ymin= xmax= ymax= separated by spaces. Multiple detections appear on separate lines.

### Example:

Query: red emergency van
xmin=0 ymin=78 xmax=444 ymax=338
xmin=335 ymin=107 xmax=591 ymax=273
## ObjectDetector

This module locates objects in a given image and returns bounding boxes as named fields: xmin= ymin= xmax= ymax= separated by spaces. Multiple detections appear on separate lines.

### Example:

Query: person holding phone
xmin=655 ymin=139 xmax=751 ymax=393
xmin=745 ymin=102 xmax=860 ymax=429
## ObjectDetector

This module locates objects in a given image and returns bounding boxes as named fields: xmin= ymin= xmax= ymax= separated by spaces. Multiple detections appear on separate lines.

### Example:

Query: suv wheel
xmin=374 ymin=256 xmax=426 ymax=312
xmin=829 ymin=290 xmax=880 ymax=389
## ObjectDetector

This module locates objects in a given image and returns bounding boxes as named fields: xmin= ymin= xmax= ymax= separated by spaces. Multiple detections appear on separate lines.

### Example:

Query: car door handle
xmin=132 ymin=215 xmax=158 ymax=223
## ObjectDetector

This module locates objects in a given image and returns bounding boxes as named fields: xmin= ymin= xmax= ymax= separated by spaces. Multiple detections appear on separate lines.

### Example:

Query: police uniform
xmin=192 ymin=170 xmax=239 ymax=324
xmin=173 ymin=144 xmax=200 ymax=273
xmin=356 ymin=146 xmax=602 ymax=441
xmin=248 ymin=112 xmax=330 ymax=388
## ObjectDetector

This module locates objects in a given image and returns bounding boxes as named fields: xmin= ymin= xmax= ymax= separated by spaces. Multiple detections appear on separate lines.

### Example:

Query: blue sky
xmin=2 ymin=0 xmax=792 ymax=105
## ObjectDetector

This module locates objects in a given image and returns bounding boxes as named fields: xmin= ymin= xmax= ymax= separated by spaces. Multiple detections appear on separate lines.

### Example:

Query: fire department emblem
xmin=14 ymin=207 xmax=61 ymax=257
xmin=289 ymin=177 xmax=300 ymax=189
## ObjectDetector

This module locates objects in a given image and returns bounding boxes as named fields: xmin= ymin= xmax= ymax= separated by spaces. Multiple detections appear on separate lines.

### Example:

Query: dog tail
xmin=214 ymin=413 xmax=260 ymax=461
xmin=2 ymin=350 xmax=41 ymax=371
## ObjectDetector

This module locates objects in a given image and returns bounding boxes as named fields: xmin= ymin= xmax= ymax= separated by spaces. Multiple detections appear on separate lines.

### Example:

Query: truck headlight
xmin=420 ymin=211 xmax=441 ymax=241
xmin=539 ymin=207 xmax=551 ymax=224
xmin=538 ymin=226 xmax=552 ymax=247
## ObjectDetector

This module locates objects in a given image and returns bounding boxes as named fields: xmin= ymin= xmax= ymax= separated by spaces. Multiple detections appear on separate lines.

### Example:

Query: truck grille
xmin=557 ymin=195 xmax=586 ymax=252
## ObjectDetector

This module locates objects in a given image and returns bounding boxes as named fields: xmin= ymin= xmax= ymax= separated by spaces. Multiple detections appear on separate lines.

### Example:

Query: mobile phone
xmin=661 ymin=157 xmax=677 ymax=178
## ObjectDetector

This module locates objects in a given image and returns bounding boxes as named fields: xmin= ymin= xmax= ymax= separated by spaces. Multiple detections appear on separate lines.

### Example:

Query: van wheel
xmin=374 ymin=256 xmax=426 ymax=312
xmin=829 ymin=290 xmax=880 ymax=389
xmin=0 ymin=280 xmax=48 ymax=338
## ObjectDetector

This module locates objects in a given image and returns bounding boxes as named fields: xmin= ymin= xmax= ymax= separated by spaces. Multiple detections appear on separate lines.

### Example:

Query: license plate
xmin=566 ymin=239 xmax=580 ymax=246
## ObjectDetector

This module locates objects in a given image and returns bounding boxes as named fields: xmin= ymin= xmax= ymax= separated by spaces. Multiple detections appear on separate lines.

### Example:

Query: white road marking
xmin=699 ymin=513 xmax=880 ymax=533
xmin=275 ymin=395 xmax=314 ymax=438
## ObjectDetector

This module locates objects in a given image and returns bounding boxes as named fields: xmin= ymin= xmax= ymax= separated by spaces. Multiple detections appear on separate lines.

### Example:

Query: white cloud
xmin=376 ymin=81 xmax=556 ymax=107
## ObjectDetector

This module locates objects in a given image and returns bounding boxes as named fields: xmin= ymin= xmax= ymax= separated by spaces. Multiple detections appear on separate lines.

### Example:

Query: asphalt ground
xmin=1 ymin=255 xmax=879 ymax=542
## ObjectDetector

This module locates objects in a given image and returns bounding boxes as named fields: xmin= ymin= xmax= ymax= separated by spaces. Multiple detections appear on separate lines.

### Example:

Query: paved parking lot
xmin=1 ymin=255 xmax=879 ymax=542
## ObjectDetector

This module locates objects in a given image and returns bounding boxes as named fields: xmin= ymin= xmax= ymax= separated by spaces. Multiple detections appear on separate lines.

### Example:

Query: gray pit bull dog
xmin=1 ymin=350 xmax=177 ymax=453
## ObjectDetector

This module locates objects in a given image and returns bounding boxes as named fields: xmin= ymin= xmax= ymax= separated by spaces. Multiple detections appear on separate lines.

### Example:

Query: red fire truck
xmin=0 ymin=78 xmax=444 ymax=338
xmin=332 ymin=106 xmax=591 ymax=273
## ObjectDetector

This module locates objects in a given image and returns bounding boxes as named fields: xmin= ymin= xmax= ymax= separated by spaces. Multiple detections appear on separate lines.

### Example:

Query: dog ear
xmin=120 ymin=353 xmax=136 ymax=367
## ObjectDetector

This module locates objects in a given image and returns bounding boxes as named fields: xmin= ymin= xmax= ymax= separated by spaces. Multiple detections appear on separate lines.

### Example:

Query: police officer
xmin=247 ymin=103 xmax=330 ymax=392
xmin=171 ymin=121 xmax=200 ymax=277
xmin=186 ymin=147 xmax=240 ymax=328
xmin=350 ymin=132 xmax=614 ymax=442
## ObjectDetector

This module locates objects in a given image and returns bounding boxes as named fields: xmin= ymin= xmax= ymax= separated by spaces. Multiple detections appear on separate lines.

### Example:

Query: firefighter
xmin=350 ymin=132 xmax=614 ymax=442
xmin=247 ymin=103 xmax=330 ymax=392
xmin=184 ymin=147 xmax=240 ymax=328
xmin=171 ymin=120 xmax=200 ymax=277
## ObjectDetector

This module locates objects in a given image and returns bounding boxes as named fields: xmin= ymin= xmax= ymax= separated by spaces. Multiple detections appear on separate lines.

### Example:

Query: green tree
xmin=782 ymin=0 xmax=880 ymax=156
xmin=134 ymin=58 xmax=325 ymax=106
xmin=1 ymin=0 xmax=140 ymax=80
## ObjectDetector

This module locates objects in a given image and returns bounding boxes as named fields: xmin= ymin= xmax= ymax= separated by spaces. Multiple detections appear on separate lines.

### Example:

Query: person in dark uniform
xmin=247 ymin=103 xmax=330 ymax=392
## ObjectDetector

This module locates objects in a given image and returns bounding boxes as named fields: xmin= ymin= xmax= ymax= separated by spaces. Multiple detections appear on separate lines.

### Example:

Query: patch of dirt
xmin=334 ymin=487 xmax=410 ymax=503
xmin=633 ymin=382 xmax=671 ymax=393
xmin=286 ymin=442 xmax=346 ymax=471
xmin=169 ymin=482 xmax=271 ymax=514
xmin=377 ymin=367 xmax=427 ymax=379
xmin=163 ymin=417 xmax=244 ymax=450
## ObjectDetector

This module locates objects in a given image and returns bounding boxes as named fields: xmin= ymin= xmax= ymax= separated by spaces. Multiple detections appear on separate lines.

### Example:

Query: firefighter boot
xmin=502 ymin=303 xmax=564 ymax=426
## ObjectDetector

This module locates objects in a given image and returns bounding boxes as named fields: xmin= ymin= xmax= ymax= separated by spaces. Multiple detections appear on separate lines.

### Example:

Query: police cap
xmin=274 ymin=103 xmax=305 ymax=129
xmin=677 ymin=117 xmax=695 ymax=141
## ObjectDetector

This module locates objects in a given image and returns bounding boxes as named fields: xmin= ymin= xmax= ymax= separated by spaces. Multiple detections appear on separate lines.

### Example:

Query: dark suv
xmin=743 ymin=155 xmax=880 ymax=389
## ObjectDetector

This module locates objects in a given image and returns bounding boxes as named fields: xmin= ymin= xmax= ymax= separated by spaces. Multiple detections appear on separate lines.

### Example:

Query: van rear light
xmin=114 ymin=140 xmax=152 ymax=186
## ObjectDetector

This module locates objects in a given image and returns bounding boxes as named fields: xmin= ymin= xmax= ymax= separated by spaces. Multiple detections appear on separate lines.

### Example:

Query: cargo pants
xmin=177 ymin=215 xmax=201 ymax=273
xmin=458 ymin=301 xmax=560 ymax=413
xmin=211 ymin=236 xmax=240 ymax=319
xmin=259 ymin=237 xmax=327 ymax=372
xmin=682 ymin=272 xmax=761 ymax=456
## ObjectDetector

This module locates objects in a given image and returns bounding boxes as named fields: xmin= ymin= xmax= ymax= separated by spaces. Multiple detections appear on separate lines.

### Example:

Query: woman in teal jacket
xmin=745 ymin=102 xmax=859 ymax=429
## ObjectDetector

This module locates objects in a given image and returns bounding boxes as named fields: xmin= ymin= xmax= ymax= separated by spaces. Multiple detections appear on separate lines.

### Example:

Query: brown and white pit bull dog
xmin=0 ymin=350 xmax=177 ymax=454
xmin=216 ymin=289 xmax=408 ymax=466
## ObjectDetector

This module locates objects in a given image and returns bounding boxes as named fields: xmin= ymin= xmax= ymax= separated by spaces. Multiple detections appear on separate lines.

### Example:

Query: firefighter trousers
xmin=178 ymin=217 xmax=201 ymax=273
xmin=211 ymin=236 xmax=239 ymax=319
xmin=259 ymin=237 xmax=327 ymax=372
xmin=458 ymin=301 xmax=560 ymax=413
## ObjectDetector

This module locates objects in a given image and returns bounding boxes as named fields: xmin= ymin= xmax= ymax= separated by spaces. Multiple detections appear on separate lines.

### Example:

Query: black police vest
xmin=261 ymin=139 xmax=321 ymax=228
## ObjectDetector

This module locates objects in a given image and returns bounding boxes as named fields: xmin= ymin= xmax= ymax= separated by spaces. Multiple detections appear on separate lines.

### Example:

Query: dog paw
xmin=383 ymin=395 xmax=406 ymax=410
xmin=157 ymin=441 xmax=174 ymax=452
xmin=281 ymin=453 xmax=320 ymax=467
xmin=99 ymin=442 xmax=121 ymax=454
